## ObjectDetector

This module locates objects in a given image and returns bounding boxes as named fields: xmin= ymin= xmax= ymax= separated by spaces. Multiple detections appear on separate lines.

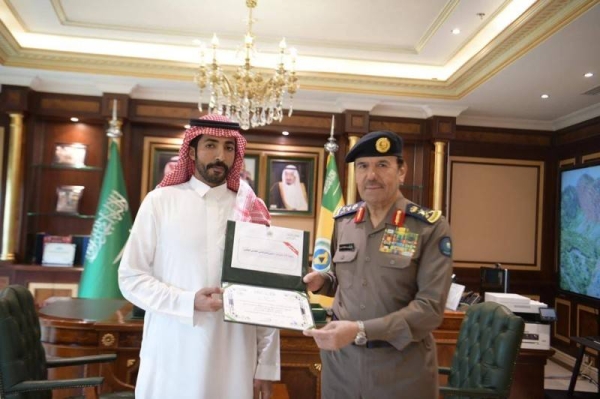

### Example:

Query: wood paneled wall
xmin=1 ymin=86 xmax=599 ymax=363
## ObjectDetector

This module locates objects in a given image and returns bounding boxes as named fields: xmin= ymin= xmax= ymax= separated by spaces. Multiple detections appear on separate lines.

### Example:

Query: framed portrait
xmin=266 ymin=156 xmax=315 ymax=216
xmin=53 ymin=143 xmax=87 ymax=167
xmin=242 ymin=153 xmax=259 ymax=192
xmin=55 ymin=185 xmax=84 ymax=214
xmin=141 ymin=136 xmax=183 ymax=200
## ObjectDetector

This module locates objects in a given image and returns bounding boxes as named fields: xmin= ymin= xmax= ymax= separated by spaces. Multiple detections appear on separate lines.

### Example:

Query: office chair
xmin=0 ymin=285 xmax=134 ymax=399
xmin=439 ymin=301 xmax=525 ymax=399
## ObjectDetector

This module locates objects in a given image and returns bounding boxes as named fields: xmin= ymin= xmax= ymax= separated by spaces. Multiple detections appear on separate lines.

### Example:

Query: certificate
xmin=42 ymin=243 xmax=77 ymax=266
xmin=223 ymin=283 xmax=314 ymax=330
xmin=231 ymin=221 xmax=304 ymax=276
xmin=222 ymin=221 xmax=314 ymax=330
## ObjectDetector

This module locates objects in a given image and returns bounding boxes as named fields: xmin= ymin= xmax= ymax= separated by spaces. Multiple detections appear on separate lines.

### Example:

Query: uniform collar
xmin=188 ymin=175 xmax=230 ymax=198
xmin=361 ymin=194 xmax=408 ymax=231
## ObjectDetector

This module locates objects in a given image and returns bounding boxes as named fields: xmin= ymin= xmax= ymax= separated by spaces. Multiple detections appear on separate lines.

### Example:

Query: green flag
xmin=311 ymin=153 xmax=345 ymax=272
xmin=79 ymin=139 xmax=132 ymax=298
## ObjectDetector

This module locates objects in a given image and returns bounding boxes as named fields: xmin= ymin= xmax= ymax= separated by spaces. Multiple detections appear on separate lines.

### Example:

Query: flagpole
xmin=107 ymin=99 xmax=123 ymax=154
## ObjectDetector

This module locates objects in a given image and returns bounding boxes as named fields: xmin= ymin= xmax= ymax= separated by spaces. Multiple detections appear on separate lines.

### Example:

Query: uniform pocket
xmin=376 ymin=254 xmax=417 ymax=290
xmin=332 ymin=249 xmax=358 ymax=289
xmin=378 ymin=253 xmax=412 ymax=269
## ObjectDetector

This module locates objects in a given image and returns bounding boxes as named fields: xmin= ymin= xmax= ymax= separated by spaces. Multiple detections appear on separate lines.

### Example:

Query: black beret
xmin=345 ymin=131 xmax=403 ymax=163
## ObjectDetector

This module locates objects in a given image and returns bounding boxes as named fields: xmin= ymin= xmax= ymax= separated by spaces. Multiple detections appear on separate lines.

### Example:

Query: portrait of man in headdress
xmin=269 ymin=163 xmax=309 ymax=211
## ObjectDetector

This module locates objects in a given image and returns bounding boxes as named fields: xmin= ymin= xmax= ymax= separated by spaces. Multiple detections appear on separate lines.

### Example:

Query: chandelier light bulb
xmin=193 ymin=0 xmax=299 ymax=129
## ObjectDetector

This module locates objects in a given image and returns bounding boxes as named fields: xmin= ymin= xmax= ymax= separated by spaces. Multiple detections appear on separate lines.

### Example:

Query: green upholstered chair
xmin=439 ymin=301 xmax=525 ymax=399
xmin=0 ymin=285 xmax=134 ymax=399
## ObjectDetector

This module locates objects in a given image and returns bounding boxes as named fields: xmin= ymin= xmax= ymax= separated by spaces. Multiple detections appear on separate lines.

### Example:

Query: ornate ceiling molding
xmin=0 ymin=0 xmax=597 ymax=102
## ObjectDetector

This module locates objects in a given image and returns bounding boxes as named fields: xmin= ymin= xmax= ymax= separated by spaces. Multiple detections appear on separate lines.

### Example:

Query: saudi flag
xmin=79 ymin=140 xmax=132 ymax=298
xmin=311 ymin=153 xmax=345 ymax=272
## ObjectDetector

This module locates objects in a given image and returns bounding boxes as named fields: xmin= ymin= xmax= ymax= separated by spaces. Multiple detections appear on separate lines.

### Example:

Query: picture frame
xmin=242 ymin=153 xmax=260 ymax=192
xmin=53 ymin=143 xmax=87 ymax=167
xmin=266 ymin=156 xmax=316 ymax=216
xmin=27 ymin=282 xmax=78 ymax=309
xmin=55 ymin=185 xmax=84 ymax=214
xmin=141 ymin=136 xmax=183 ymax=200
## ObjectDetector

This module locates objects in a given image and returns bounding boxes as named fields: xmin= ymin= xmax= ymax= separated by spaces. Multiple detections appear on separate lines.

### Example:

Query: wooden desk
xmin=39 ymin=300 xmax=553 ymax=399
xmin=39 ymin=298 xmax=140 ymax=398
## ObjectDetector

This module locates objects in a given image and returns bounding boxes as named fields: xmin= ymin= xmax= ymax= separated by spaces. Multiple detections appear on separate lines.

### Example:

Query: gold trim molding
xmin=1 ymin=1 xmax=597 ymax=100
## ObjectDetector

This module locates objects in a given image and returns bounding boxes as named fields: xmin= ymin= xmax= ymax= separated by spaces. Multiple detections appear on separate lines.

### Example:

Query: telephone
xmin=461 ymin=291 xmax=482 ymax=306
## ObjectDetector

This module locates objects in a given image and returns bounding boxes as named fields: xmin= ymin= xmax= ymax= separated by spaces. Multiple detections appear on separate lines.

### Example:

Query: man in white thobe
xmin=119 ymin=114 xmax=280 ymax=399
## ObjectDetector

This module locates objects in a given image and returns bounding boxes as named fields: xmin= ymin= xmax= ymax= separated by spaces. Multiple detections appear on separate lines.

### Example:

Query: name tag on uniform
xmin=339 ymin=243 xmax=355 ymax=251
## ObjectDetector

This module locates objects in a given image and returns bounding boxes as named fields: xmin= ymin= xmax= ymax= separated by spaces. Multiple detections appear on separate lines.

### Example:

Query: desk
xmin=39 ymin=298 xmax=140 ymax=398
xmin=39 ymin=300 xmax=553 ymax=399
xmin=568 ymin=336 xmax=600 ymax=396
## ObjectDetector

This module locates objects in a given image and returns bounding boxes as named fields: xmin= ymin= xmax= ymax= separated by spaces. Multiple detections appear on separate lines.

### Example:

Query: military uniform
xmin=316 ymin=196 xmax=453 ymax=399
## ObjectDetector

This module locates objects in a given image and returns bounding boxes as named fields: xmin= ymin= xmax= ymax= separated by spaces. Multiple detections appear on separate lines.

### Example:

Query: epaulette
xmin=406 ymin=204 xmax=441 ymax=224
xmin=333 ymin=201 xmax=364 ymax=219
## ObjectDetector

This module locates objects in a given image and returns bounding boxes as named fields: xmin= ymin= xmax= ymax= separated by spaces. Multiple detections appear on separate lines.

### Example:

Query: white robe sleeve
xmin=254 ymin=326 xmax=281 ymax=381
xmin=118 ymin=193 xmax=196 ymax=325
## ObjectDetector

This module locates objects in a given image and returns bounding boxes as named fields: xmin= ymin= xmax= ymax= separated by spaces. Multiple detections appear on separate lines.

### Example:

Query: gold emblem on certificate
xmin=379 ymin=225 xmax=419 ymax=256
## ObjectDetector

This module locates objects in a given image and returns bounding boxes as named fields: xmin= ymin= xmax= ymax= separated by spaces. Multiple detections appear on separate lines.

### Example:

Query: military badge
xmin=406 ymin=204 xmax=441 ymax=224
xmin=375 ymin=137 xmax=390 ymax=153
xmin=439 ymin=236 xmax=452 ymax=257
xmin=380 ymin=225 xmax=419 ymax=256
xmin=334 ymin=201 xmax=364 ymax=218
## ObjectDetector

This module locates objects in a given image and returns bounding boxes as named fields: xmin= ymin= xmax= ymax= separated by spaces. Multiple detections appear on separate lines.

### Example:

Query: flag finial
xmin=107 ymin=99 xmax=123 ymax=138
xmin=324 ymin=115 xmax=339 ymax=154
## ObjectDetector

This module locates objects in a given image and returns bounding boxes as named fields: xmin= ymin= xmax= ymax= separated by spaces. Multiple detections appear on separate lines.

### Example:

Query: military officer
xmin=303 ymin=130 xmax=453 ymax=399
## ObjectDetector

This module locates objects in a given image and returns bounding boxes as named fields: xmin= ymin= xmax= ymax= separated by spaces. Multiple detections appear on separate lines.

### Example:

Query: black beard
xmin=196 ymin=161 xmax=229 ymax=186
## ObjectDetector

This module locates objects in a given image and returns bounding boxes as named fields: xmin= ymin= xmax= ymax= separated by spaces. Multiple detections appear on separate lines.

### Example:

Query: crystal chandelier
xmin=194 ymin=0 xmax=299 ymax=130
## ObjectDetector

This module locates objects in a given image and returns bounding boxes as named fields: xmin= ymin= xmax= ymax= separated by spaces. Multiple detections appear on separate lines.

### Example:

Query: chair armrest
xmin=8 ymin=377 xmax=104 ymax=393
xmin=438 ymin=367 xmax=451 ymax=375
xmin=46 ymin=353 xmax=117 ymax=368
xmin=440 ymin=386 xmax=502 ymax=398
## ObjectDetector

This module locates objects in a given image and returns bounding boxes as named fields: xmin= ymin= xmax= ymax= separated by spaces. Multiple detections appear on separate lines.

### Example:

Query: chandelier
xmin=194 ymin=0 xmax=299 ymax=130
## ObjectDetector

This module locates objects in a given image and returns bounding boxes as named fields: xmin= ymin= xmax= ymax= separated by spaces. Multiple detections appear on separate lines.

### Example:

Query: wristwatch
xmin=354 ymin=320 xmax=367 ymax=345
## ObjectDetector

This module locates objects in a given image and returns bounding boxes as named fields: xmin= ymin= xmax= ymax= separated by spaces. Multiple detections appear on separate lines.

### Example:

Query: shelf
xmin=32 ymin=164 xmax=102 ymax=172
xmin=27 ymin=212 xmax=95 ymax=219
xmin=0 ymin=264 xmax=84 ymax=272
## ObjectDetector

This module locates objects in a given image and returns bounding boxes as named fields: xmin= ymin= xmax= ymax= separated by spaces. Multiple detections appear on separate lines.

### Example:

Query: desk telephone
xmin=461 ymin=291 xmax=482 ymax=306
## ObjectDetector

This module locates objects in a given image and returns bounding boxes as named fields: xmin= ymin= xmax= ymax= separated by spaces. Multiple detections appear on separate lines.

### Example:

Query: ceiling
xmin=0 ymin=0 xmax=599 ymax=131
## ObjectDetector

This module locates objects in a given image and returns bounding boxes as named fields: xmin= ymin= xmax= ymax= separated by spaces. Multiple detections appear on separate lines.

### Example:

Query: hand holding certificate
xmin=221 ymin=221 xmax=315 ymax=331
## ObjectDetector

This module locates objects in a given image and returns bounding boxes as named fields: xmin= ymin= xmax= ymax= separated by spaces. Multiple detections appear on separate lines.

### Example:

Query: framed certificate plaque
xmin=221 ymin=221 xmax=314 ymax=331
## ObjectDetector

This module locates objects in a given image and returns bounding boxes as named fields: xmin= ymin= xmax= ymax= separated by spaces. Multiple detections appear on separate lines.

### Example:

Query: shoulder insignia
xmin=406 ymin=204 xmax=442 ymax=224
xmin=334 ymin=201 xmax=364 ymax=219
xmin=439 ymin=236 xmax=452 ymax=257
